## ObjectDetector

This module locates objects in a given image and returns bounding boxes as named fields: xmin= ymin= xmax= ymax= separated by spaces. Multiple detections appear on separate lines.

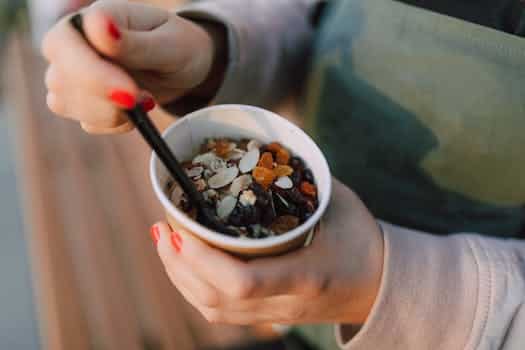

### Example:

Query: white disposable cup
xmin=150 ymin=105 xmax=332 ymax=257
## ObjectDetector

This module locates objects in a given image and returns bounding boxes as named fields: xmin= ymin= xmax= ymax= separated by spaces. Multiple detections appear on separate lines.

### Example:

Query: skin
xmin=44 ymin=0 xmax=384 ymax=326
xmin=42 ymin=0 xmax=225 ymax=134
xmin=155 ymin=179 xmax=384 ymax=326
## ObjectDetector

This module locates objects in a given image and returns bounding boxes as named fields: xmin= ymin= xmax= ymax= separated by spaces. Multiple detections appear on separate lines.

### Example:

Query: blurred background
xmin=0 ymin=1 xmax=299 ymax=349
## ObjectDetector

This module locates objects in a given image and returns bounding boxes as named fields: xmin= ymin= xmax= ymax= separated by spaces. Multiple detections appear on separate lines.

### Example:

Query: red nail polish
xmin=141 ymin=97 xmax=156 ymax=112
xmin=170 ymin=232 xmax=182 ymax=253
xmin=109 ymin=90 xmax=136 ymax=109
xmin=150 ymin=225 xmax=160 ymax=245
xmin=107 ymin=19 xmax=121 ymax=40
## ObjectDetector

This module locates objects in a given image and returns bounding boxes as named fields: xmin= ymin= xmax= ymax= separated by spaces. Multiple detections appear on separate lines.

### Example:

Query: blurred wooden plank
xmin=5 ymin=33 xmax=92 ymax=350
xmin=6 ymin=30 xmax=251 ymax=350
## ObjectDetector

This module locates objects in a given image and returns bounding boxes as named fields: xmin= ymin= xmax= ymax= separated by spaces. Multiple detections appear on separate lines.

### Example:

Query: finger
xmin=197 ymin=307 xmax=263 ymax=326
xmin=53 ymin=89 xmax=127 ymax=125
xmin=243 ymin=225 xmax=328 ymax=299
xmin=45 ymin=66 xmax=62 ymax=93
xmin=155 ymin=222 xmax=222 ymax=308
xmin=42 ymin=14 xmax=138 ymax=102
xmin=83 ymin=6 xmax=179 ymax=70
xmin=169 ymin=227 xmax=261 ymax=300
xmin=79 ymin=90 xmax=156 ymax=133
xmin=88 ymin=0 xmax=170 ymax=31
xmin=80 ymin=120 xmax=134 ymax=135
xmin=47 ymin=92 xmax=65 ymax=116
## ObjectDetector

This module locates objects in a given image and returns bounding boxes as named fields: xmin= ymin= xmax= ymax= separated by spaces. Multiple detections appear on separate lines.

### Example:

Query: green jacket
xmin=175 ymin=0 xmax=525 ymax=348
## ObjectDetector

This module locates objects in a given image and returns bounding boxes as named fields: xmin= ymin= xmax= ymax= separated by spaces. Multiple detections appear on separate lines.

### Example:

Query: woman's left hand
xmin=151 ymin=178 xmax=384 ymax=325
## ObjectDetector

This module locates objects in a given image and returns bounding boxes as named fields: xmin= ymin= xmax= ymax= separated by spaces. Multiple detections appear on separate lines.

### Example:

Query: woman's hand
xmin=42 ymin=0 xmax=226 ymax=134
xmin=151 ymin=178 xmax=384 ymax=325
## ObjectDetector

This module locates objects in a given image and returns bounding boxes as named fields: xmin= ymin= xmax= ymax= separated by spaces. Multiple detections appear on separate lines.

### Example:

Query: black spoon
xmin=70 ymin=14 xmax=237 ymax=236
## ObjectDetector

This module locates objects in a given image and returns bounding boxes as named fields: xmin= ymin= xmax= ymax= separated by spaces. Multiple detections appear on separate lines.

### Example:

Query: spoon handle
xmin=69 ymin=14 xmax=205 ymax=208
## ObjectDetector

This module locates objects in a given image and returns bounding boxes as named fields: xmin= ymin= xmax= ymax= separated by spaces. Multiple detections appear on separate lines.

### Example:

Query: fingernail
xmin=141 ymin=96 xmax=156 ymax=112
xmin=109 ymin=90 xmax=136 ymax=109
xmin=150 ymin=225 xmax=160 ymax=245
xmin=107 ymin=18 xmax=121 ymax=40
xmin=170 ymin=232 xmax=182 ymax=253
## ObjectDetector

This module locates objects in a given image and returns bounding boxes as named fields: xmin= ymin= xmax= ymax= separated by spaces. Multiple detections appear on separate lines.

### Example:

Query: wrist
xmin=186 ymin=19 xmax=228 ymax=100
xmin=341 ymin=220 xmax=385 ymax=325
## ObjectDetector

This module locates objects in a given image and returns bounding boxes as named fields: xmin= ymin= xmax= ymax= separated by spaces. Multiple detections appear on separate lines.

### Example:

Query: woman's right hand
xmin=42 ymin=0 xmax=226 ymax=134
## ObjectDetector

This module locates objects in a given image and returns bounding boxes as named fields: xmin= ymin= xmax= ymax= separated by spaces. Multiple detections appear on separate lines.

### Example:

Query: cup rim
xmin=150 ymin=104 xmax=332 ymax=249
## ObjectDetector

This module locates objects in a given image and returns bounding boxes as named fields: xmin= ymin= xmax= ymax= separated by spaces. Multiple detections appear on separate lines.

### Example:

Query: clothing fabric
xmin=175 ymin=0 xmax=525 ymax=349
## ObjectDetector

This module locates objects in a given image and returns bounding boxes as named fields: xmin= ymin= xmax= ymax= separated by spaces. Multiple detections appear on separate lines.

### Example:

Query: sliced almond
xmin=193 ymin=152 xmax=218 ymax=166
xmin=185 ymin=166 xmax=204 ymax=178
xmin=247 ymin=139 xmax=262 ymax=151
xmin=210 ymin=158 xmax=227 ymax=172
xmin=239 ymin=148 xmax=260 ymax=173
xmin=230 ymin=175 xmax=253 ymax=197
xmin=226 ymin=149 xmax=246 ymax=161
xmin=208 ymin=166 xmax=239 ymax=189
xmin=239 ymin=190 xmax=257 ymax=206
xmin=274 ymin=176 xmax=293 ymax=189
xmin=170 ymin=184 xmax=185 ymax=206
xmin=217 ymin=195 xmax=238 ymax=219
xmin=203 ymin=189 xmax=219 ymax=202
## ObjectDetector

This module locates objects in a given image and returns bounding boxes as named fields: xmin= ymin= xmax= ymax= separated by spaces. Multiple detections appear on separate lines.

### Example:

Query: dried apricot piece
xmin=273 ymin=165 xmax=294 ymax=177
xmin=258 ymin=152 xmax=274 ymax=169
xmin=300 ymin=181 xmax=317 ymax=197
xmin=266 ymin=142 xmax=283 ymax=154
xmin=276 ymin=148 xmax=290 ymax=165
xmin=252 ymin=166 xmax=276 ymax=188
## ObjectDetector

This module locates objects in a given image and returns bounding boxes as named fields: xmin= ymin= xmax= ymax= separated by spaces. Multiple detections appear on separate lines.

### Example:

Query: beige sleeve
xmin=164 ymin=0 xmax=323 ymax=115
xmin=336 ymin=221 xmax=525 ymax=350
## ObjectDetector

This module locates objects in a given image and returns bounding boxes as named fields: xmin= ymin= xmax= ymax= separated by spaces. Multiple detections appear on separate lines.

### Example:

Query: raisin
xmin=258 ymin=152 xmax=274 ymax=169
xmin=276 ymin=148 xmax=290 ymax=165
xmin=238 ymin=139 xmax=250 ymax=151
xmin=228 ymin=203 xmax=260 ymax=226
xmin=300 ymin=181 xmax=317 ymax=197
xmin=286 ymin=187 xmax=307 ymax=205
xmin=252 ymin=166 xmax=276 ymax=188
xmin=303 ymin=169 xmax=315 ymax=184
xmin=289 ymin=156 xmax=305 ymax=171
xmin=290 ymin=170 xmax=303 ymax=186
xmin=261 ymin=206 xmax=276 ymax=227
xmin=180 ymin=196 xmax=193 ymax=212
xmin=272 ymin=190 xmax=298 ymax=216
xmin=181 ymin=161 xmax=194 ymax=169
xmin=228 ymin=205 xmax=244 ymax=226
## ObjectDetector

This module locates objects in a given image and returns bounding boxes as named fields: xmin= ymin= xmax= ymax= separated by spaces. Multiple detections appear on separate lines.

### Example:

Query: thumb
xmin=83 ymin=5 xmax=177 ymax=70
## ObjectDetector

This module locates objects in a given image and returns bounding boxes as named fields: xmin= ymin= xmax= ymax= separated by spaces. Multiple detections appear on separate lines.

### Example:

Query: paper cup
xmin=150 ymin=105 xmax=332 ymax=257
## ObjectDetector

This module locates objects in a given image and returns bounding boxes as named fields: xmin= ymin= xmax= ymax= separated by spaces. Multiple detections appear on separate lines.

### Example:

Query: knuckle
xmin=46 ymin=93 xmax=65 ymax=115
xmin=45 ymin=67 xmax=62 ymax=92
xmin=229 ymin=270 xmax=258 ymax=299
xmin=303 ymin=273 xmax=328 ymax=297
xmin=283 ymin=305 xmax=306 ymax=321
xmin=41 ymin=30 xmax=57 ymax=61
xmin=102 ymin=110 xmax=126 ymax=128
xmin=198 ymin=289 xmax=220 ymax=308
